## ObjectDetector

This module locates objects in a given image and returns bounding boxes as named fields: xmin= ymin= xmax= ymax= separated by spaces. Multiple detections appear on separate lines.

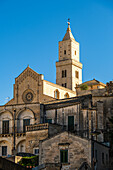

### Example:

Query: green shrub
xmin=80 ymin=84 xmax=88 ymax=90
xmin=18 ymin=155 xmax=39 ymax=167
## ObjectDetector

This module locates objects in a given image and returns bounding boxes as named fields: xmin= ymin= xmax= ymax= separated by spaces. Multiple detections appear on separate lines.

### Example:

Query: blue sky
xmin=0 ymin=0 xmax=113 ymax=105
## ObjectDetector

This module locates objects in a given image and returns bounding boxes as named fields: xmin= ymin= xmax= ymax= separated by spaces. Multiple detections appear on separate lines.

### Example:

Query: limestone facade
xmin=41 ymin=95 xmax=104 ymax=141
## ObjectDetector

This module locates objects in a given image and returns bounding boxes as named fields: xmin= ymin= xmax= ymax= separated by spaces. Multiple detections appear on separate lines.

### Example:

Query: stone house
xmin=39 ymin=131 xmax=91 ymax=169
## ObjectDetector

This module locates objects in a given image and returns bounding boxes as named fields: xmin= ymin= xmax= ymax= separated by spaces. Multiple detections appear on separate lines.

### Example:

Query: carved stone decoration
xmin=15 ymin=67 xmax=39 ymax=85
xmin=22 ymin=89 xmax=35 ymax=103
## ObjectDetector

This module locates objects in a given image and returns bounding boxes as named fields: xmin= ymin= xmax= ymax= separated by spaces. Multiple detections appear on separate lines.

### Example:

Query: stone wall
xmin=93 ymin=141 xmax=110 ymax=170
xmin=26 ymin=123 xmax=63 ymax=154
xmin=39 ymin=132 xmax=91 ymax=169
xmin=26 ymin=129 xmax=48 ymax=154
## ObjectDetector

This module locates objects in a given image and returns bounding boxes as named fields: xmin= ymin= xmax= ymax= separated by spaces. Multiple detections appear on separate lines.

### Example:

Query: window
xmin=68 ymin=116 xmax=74 ymax=131
xmin=46 ymin=119 xmax=52 ymax=123
xmin=60 ymin=150 xmax=68 ymax=163
xmin=106 ymin=154 xmax=108 ymax=165
xmin=95 ymin=150 xmax=97 ymax=161
xmin=75 ymin=51 xmax=76 ymax=55
xmin=20 ymin=145 xmax=24 ymax=152
xmin=33 ymin=148 xmax=39 ymax=155
xmin=62 ymin=70 xmax=67 ymax=78
xmin=75 ymin=71 xmax=79 ymax=79
xmin=64 ymin=50 xmax=66 ymax=55
xmin=64 ymin=93 xmax=69 ymax=98
xmin=97 ymin=86 xmax=100 ymax=89
xmin=102 ymin=153 xmax=104 ymax=164
xmin=54 ymin=90 xmax=59 ymax=99
xmin=62 ymin=83 xmax=67 ymax=88
xmin=23 ymin=119 xmax=30 ymax=132
xmin=2 ymin=120 xmax=9 ymax=134
xmin=2 ymin=146 xmax=7 ymax=156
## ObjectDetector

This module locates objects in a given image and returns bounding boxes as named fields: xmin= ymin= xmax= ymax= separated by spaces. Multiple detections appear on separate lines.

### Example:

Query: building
xmin=0 ymin=20 xmax=112 ymax=169
xmin=0 ymin=21 xmax=80 ymax=157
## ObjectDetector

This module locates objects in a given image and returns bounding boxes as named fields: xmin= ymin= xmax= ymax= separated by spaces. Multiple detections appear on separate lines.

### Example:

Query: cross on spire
xmin=67 ymin=18 xmax=70 ymax=26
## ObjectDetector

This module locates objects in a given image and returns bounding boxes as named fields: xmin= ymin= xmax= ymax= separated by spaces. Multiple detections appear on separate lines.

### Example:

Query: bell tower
xmin=56 ymin=19 xmax=82 ymax=91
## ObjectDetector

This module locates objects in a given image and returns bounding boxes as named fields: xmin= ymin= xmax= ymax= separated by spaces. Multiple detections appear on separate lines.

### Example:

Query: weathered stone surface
xmin=39 ymin=132 xmax=91 ymax=169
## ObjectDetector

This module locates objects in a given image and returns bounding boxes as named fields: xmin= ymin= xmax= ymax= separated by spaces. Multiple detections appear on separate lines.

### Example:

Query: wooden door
xmin=68 ymin=116 xmax=74 ymax=131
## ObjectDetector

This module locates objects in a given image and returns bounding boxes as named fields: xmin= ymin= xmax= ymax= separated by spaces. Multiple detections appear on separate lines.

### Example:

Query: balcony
xmin=26 ymin=123 xmax=49 ymax=132
xmin=0 ymin=127 xmax=13 ymax=137
xmin=0 ymin=127 xmax=27 ymax=137
xmin=0 ymin=124 xmax=49 ymax=137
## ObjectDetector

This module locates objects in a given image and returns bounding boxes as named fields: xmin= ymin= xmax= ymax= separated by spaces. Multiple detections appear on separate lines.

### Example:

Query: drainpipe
xmin=13 ymin=109 xmax=16 ymax=156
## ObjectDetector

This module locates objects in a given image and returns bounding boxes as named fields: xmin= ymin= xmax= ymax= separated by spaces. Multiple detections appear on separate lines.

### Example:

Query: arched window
xmin=64 ymin=93 xmax=69 ymax=98
xmin=54 ymin=89 xmax=60 ymax=99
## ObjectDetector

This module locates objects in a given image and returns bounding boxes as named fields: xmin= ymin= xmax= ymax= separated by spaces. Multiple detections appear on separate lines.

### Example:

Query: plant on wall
xmin=80 ymin=84 xmax=88 ymax=90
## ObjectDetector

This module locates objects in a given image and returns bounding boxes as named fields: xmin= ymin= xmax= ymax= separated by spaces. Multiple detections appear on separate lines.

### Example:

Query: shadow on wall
xmin=0 ymin=157 xmax=31 ymax=170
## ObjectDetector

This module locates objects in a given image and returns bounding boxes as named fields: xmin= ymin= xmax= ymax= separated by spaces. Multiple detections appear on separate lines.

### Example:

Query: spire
xmin=67 ymin=18 xmax=71 ymax=32
xmin=63 ymin=19 xmax=75 ymax=41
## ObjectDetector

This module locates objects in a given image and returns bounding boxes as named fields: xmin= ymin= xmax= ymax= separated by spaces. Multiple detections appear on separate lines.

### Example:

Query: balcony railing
xmin=26 ymin=123 xmax=49 ymax=132
xmin=0 ymin=124 xmax=49 ymax=136
xmin=0 ymin=127 xmax=13 ymax=135
xmin=0 ymin=126 xmax=28 ymax=135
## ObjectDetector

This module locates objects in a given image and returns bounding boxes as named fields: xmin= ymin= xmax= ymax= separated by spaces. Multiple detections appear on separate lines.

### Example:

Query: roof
xmin=15 ymin=65 xmax=40 ymax=81
xmin=63 ymin=23 xmax=75 ymax=41
xmin=77 ymin=79 xmax=106 ymax=88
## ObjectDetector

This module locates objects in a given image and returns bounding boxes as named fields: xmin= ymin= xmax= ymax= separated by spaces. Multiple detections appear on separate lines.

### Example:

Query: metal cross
xmin=67 ymin=18 xmax=70 ymax=25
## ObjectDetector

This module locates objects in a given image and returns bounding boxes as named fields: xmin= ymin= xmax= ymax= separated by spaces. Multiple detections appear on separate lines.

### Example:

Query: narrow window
xmin=62 ymin=83 xmax=67 ymax=88
xmin=75 ymin=51 xmax=76 ymax=55
xmin=20 ymin=145 xmax=23 ymax=152
xmin=64 ymin=50 xmax=66 ymax=55
xmin=106 ymin=154 xmax=108 ymax=165
xmin=33 ymin=148 xmax=39 ymax=165
xmin=102 ymin=152 xmax=104 ymax=164
xmin=64 ymin=93 xmax=69 ymax=98
xmin=75 ymin=71 xmax=79 ymax=79
xmin=2 ymin=120 xmax=9 ymax=134
xmin=54 ymin=90 xmax=59 ymax=99
xmin=60 ymin=150 xmax=68 ymax=163
xmin=34 ymin=148 xmax=39 ymax=155
xmin=95 ymin=150 xmax=97 ymax=160
xmin=62 ymin=70 xmax=67 ymax=78
xmin=23 ymin=119 xmax=30 ymax=133
xmin=65 ymin=70 xmax=67 ymax=77
xmin=46 ymin=119 xmax=52 ymax=123
xmin=2 ymin=146 xmax=7 ymax=156
xmin=62 ymin=70 xmax=64 ymax=78
xmin=55 ymin=90 xmax=58 ymax=98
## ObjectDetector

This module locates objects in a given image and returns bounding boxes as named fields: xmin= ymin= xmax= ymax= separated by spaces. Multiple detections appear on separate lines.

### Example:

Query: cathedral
xmin=0 ymin=21 xmax=112 ymax=169
xmin=0 ymin=20 xmax=82 ymax=156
